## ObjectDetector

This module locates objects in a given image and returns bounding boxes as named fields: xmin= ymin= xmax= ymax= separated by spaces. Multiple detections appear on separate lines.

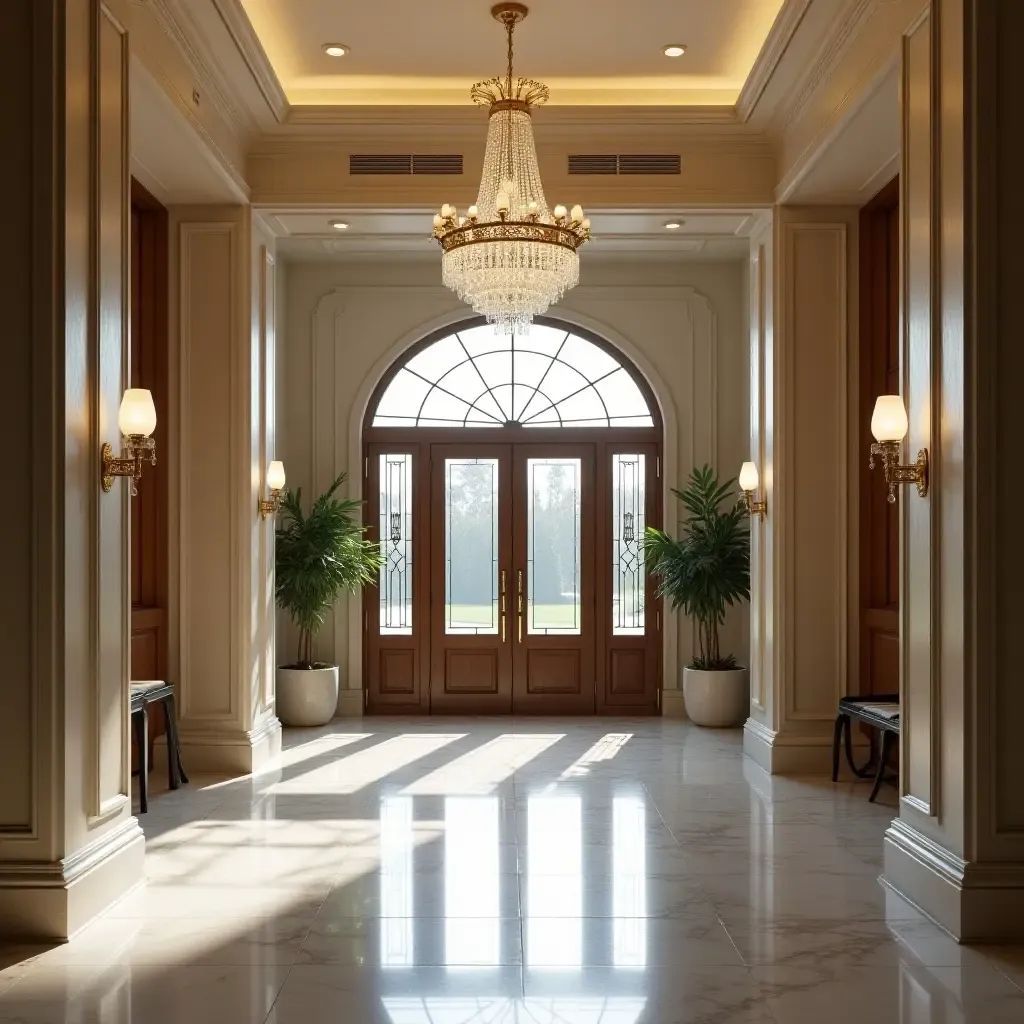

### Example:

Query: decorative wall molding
xmin=737 ymin=0 xmax=815 ymax=122
xmin=778 ymin=0 xmax=885 ymax=134
xmin=141 ymin=0 xmax=252 ymax=139
xmin=209 ymin=0 xmax=288 ymax=122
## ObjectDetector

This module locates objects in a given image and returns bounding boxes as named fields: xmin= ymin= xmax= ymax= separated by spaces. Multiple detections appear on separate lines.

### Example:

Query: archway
xmin=361 ymin=316 xmax=664 ymax=714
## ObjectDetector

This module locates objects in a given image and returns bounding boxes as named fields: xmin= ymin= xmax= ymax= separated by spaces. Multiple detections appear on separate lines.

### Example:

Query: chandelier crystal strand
xmin=433 ymin=4 xmax=590 ymax=331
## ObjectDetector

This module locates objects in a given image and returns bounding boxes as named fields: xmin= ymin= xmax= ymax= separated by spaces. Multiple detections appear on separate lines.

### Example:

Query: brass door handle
xmin=501 ymin=570 xmax=507 ymax=642
xmin=517 ymin=569 xmax=523 ymax=642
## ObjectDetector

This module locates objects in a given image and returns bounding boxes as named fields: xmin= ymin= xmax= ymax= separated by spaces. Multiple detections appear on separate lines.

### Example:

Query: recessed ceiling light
xmin=323 ymin=43 xmax=350 ymax=57
xmin=664 ymin=221 xmax=683 ymax=230
xmin=663 ymin=44 xmax=687 ymax=58
xmin=329 ymin=220 xmax=349 ymax=230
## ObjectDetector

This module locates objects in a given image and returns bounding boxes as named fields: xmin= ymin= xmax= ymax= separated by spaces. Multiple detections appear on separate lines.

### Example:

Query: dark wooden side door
xmin=429 ymin=444 xmax=515 ymax=713
xmin=512 ymin=444 xmax=596 ymax=714
xmin=130 ymin=180 xmax=169 ymax=756
xmin=859 ymin=177 xmax=900 ymax=696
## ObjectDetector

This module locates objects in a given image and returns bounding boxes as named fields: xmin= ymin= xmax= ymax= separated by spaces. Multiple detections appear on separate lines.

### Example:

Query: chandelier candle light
xmin=432 ymin=3 xmax=591 ymax=330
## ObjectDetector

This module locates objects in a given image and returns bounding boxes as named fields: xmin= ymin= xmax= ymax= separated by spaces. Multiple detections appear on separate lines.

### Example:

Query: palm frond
xmin=275 ymin=473 xmax=381 ymax=668
xmin=644 ymin=464 xmax=751 ymax=669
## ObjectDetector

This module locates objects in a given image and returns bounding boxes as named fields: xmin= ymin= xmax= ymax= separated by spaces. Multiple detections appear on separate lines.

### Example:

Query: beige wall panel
xmin=900 ymin=11 xmax=936 ymax=817
xmin=93 ymin=3 xmax=131 ymax=825
xmin=0 ymin=0 xmax=143 ymax=937
xmin=747 ymin=220 xmax=774 ymax=722
xmin=179 ymin=223 xmax=238 ymax=722
xmin=786 ymin=222 xmax=848 ymax=721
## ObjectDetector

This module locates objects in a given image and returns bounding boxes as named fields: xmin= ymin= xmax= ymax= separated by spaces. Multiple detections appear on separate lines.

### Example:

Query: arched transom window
xmin=372 ymin=323 xmax=655 ymax=428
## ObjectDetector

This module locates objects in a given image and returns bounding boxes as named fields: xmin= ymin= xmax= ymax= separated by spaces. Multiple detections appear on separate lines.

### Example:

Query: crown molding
xmin=778 ymin=0 xmax=883 ymax=134
xmin=208 ymin=0 xmax=288 ymax=123
xmin=283 ymin=104 xmax=745 ymax=131
xmin=736 ymin=0 xmax=815 ymax=122
xmin=142 ymin=0 xmax=255 ymax=140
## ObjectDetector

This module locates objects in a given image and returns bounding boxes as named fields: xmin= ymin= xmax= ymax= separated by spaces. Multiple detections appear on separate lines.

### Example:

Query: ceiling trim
xmin=145 ymin=0 xmax=253 ymax=139
xmin=283 ymin=104 xmax=745 ymax=131
xmin=209 ymin=0 xmax=289 ymax=123
xmin=736 ymin=0 xmax=815 ymax=122
xmin=777 ymin=0 xmax=883 ymax=134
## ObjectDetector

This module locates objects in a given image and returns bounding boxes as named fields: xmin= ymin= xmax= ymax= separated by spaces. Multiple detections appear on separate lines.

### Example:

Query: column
xmin=171 ymin=206 xmax=281 ymax=773
xmin=883 ymin=0 xmax=1024 ymax=941
xmin=744 ymin=205 xmax=860 ymax=773
xmin=0 ymin=0 xmax=145 ymax=938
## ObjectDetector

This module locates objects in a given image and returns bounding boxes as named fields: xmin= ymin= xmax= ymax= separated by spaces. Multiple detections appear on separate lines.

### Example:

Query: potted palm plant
xmin=275 ymin=473 xmax=380 ymax=727
xmin=645 ymin=464 xmax=751 ymax=727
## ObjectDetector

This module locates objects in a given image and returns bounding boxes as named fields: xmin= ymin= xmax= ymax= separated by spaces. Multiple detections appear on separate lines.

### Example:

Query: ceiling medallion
xmin=432 ymin=3 xmax=591 ymax=331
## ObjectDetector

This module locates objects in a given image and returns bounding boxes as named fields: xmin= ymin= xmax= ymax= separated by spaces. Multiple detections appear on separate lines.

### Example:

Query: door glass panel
xmin=379 ymin=453 xmax=413 ymax=635
xmin=527 ymin=457 xmax=582 ymax=635
xmin=445 ymin=458 xmax=500 ymax=634
xmin=612 ymin=454 xmax=646 ymax=635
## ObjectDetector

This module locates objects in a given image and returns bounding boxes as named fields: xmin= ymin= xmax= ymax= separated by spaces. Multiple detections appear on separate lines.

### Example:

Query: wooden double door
xmin=365 ymin=436 xmax=660 ymax=714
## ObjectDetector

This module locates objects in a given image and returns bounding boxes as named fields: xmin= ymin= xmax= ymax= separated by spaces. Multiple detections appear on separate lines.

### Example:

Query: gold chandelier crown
xmin=432 ymin=3 xmax=590 ymax=331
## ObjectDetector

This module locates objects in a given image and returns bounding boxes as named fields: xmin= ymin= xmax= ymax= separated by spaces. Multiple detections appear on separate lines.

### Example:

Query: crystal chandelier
xmin=432 ymin=3 xmax=590 ymax=330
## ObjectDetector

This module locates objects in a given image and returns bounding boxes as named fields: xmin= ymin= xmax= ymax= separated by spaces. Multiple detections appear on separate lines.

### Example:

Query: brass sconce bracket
xmin=258 ymin=490 xmax=283 ymax=520
xmin=869 ymin=440 xmax=929 ymax=503
xmin=740 ymin=492 xmax=767 ymax=519
xmin=101 ymin=436 xmax=156 ymax=496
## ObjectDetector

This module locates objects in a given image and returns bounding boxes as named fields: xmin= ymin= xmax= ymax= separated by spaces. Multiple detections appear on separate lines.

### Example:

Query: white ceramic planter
xmin=683 ymin=666 xmax=748 ymax=727
xmin=276 ymin=665 xmax=339 ymax=727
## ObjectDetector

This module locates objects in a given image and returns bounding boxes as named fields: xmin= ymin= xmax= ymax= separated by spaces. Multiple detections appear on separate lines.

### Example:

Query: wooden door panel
xmin=429 ymin=444 xmax=514 ymax=713
xmin=512 ymin=445 xmax=596 ymax=714
xmin=859 ymin=177 xmax=901 ymax=697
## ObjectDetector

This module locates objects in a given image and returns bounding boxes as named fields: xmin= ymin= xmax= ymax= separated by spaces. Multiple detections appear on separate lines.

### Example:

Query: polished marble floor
xmin=3 ymin=719 xmax=1024 ymax=1022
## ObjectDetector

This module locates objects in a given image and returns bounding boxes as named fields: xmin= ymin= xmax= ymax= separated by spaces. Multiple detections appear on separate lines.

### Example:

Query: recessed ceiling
xmin=239 ymin=0 xmax=787 ymax=106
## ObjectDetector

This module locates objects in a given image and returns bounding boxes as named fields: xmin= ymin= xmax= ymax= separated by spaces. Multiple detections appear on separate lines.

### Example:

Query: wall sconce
xmin=258 ymin=460 xmax=286 ymax=519
xmin=101 ymin=389 xmax=157 ymax=495
xmin=738 ymin=461 xmax=767 ymax=518
xmin=869 ymin=395 xmax=928 ymax=503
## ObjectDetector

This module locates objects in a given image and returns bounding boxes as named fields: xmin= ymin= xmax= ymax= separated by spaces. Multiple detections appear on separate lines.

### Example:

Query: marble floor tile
xmin=298 ymin=917 xmax=524 ymax=966
xmin=751 ymin=964 xmax=1024 ymax=1023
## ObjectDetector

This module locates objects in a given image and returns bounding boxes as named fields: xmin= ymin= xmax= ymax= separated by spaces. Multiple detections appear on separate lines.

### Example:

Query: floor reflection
xmin=5 ymin=720 xmax=1020 ymax=1024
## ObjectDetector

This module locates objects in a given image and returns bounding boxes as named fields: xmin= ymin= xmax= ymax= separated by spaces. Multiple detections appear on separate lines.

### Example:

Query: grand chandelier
xmin=432 ymin=3 xmax=590 ymax=330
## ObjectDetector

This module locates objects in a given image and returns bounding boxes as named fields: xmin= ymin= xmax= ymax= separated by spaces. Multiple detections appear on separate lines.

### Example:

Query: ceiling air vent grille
xmin=567 ymin=154 xmax=619 ymax=175
xmin=568 ymin=154 xmax=682 ymax=175
xmin=412 ymin=154 xmax=463 ymax=175
xmin=349 ymin=154 xmax=464 ymax=175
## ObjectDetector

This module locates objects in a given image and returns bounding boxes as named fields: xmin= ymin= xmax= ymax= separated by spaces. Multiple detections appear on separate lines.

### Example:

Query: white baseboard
xmin=0 ymin=818 xmax=145 ymax=940
xmin=335 ymin=689 xmax=365 ymax=717
xmin=661 ymin=689 xmax=687 ymax=719
xmin=179 ymin=716 xmax=282 ymax=774
xmin=743 ymin=717 xmax=852 ymax=775
xmin=884 ymin=818 xmax=1024 ymax=941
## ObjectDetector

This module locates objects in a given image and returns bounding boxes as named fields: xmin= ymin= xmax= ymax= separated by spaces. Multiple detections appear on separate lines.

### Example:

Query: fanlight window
xmin=372 ymin=324 xmax=654 ymax=428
